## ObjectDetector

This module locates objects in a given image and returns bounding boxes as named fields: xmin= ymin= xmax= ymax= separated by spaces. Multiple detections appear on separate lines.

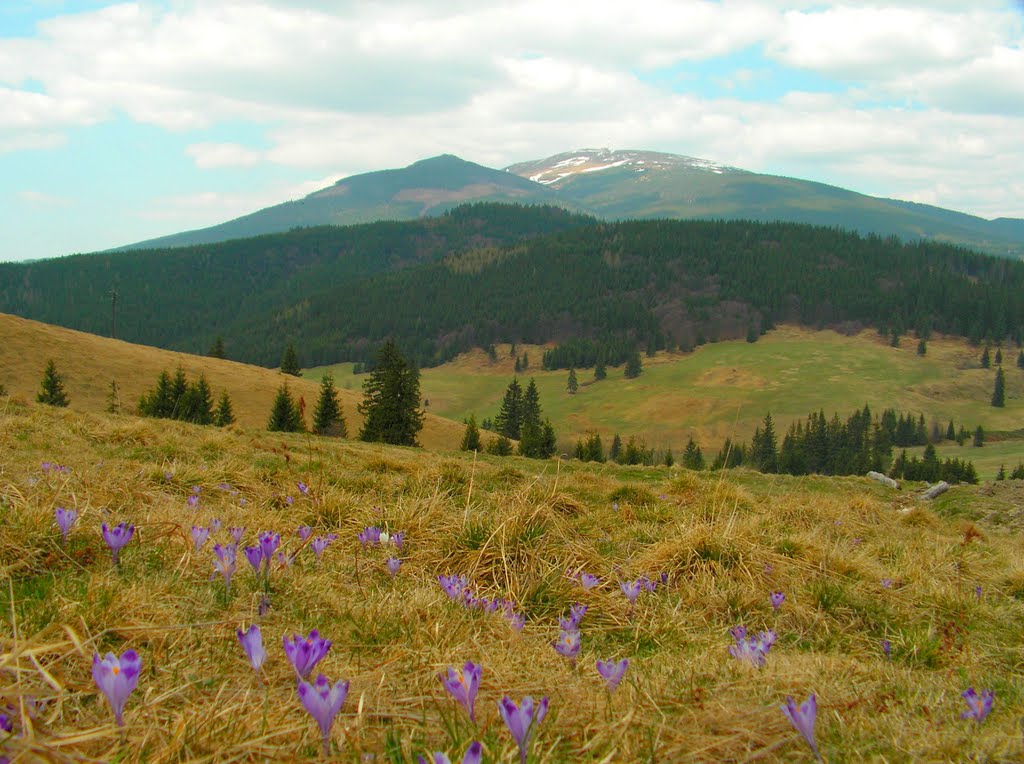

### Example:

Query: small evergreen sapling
xmin=567 ymin=368 xmax=578 ymax=394
xmin=357 ymin=339 xmax=423 ymax=446
xmin=268 ymin=383 xmax=303 ymax=432
xmin=312 ymin=373 xmax=347 ymax=437
xmin=280 ymin=343 xmax=302 ymax=377
xmin=208 ymin=336 xmax=226 ymax=359
xmin=991 ymin=367 xmax=1006 ymax=407
xmin=214 ymin=391 xmax=236 ymax=426
xmin=460 ymin=414 xmax=482 ymax=452
xmin=37 ymin=360 xmax=69 ymax=407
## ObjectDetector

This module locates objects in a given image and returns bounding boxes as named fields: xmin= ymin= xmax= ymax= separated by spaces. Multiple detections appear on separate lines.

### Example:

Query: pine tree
xmin=139 ymin=370 xmax=174 ymax=418
xmin=973 ymin=425 xmax=985 ymax=447
xmin=682 ymin=437 xmax=704 ymax=470
xmin=514 ymin=355 xmax=522 ymax=373
xmin=624 ymin=351 xmax=643 ymax=379
xmin=945 ymin=420 xmax=956 ymax=440
xmin=567 ymin=367 xmax=578 ymax=394
xmin=584 ymin=433 xmax=604 ymax=462
xmin=494 ymin=378 xmax=524 ymax=440
xmin=609 ymin=433 xmax=622 ymax=462
xmin=170 ymin=367 xmax=188 ymax=417
xmin=521 ymin=352 xmax=529 ymax=369
xmin=594 ymin=359 xmax=607 ymax=381
xmin=180 ymin=375 xmax=214 ymax=424
xmin=992 ymin=367 xmax=1006 ymax=407
xmin=916 ymin=339 xmax=927 ymax=356
xmin=280 ymin=343 xmax=302 ymax=376
xmin=751 ymin=413 xmax=778 ymax=472
xmin=995 ymin=348 xmax=1003 ymax=365
xmin=313 ymin=373 xmax=347 ymax=436
xmin=1018 ymin=350 xmax=1024 ymax=369
xmin=208 ymin=336 xmax=226 ymax=359
xmin=664 ymin=448 xmax=674 ymax=467
xmin=358 ymin=339 xmax=423 ymax=446
xmin=36 ymin=360 xmax=69 ymax=407
xmin=980 ymin=345 xmax=991 ymax=368
xmin=214 ymin=391 xmax=236 ymax=426
xmin=996 ymin=464 xmax=1006 ymax=480
xmin=460 ymin=414 xmax=482 ymax=452
xmin=267 ymin=383 xmax=303 ymax=432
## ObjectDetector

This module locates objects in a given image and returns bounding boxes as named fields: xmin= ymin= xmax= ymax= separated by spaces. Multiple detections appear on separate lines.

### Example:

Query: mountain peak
xmin=505 ymin=148 xmax=742 ymax=186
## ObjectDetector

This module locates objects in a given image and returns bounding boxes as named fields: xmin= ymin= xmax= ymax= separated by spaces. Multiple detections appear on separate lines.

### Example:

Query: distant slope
xmin=120 ymin=155 xmax=569 ymax=250
xmin=506 ymin=148 xmax=1024 ymax=258
xmin=0 ymin=313 xmax=467 ymax=450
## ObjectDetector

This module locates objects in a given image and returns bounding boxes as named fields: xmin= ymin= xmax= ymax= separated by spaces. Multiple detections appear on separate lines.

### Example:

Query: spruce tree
xmin=945 ymin=419 xmax=956 ymax=441
xmin=208 ymin=336 xmax=226 ymax=359
xmin=358 ymin=339 xmax=423 ymax=446
xmin=494 ymin=378 xmax=524 ymax=440
xmin=980 ymin=345 xmax=991 ymax=368
xmin=313 ymin=373 xmax=347 ymax=436
xmin=280 ymin=343 xmax=302 ymax=377
xmin=752 ymin=413 xmax=778 ymax=472
xmin=36 ymin=360 xmax=69 ymax=407
xmin=997 ymin=464 xmax=1006 ymax=481
xmin=567 ymin=368 xmax=578 ymax=394
xmin=214 ymin=391 xmax=236 ymax=426
xmin=1018 ymin=350 xmax=1024 ymax=369
xmin=268 ymin=383 xmax=303 ymax=432
xmin=992 ymin=367 xmax=1006 ymax=407
xmin=664 ymin=448 xmax=674 ymax=467
xmin=460 ymin=414 xmax=482 ymax=452
xmin=594 ymin=359 xmax=607 ymax=381
xmin=522 ymin=379 xmax=541 ymax=431
xmin=181 ymin=375 xmax=214 ymax=424
xmin=973 ymin=425 xmax=985 ymax=447
xmin=139 ymin=370 xmax=173 ymax=417
xmin=995 ymin=348 xmax=1003 ymax=365
xmin=624 ymin=351 xmax=643 ymax=379
xmin=682 ymin=437 xmax=705 ymax=470
xmin=609 ymin=433 xmax=622 ymax=462
xmin=584 ymin=433 xmax=605 ymax=462
xmin=170 ymin=367 xmax=188 ymax=417
xmin=916 ymin=339 xmax=927 ymax=356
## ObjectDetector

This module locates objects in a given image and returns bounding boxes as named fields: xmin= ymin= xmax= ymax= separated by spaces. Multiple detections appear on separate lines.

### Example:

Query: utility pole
xmin=109 ymin=287 xmax=118 ymax=339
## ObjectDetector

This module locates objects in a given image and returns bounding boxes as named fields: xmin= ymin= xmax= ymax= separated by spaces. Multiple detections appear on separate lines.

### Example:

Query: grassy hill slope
xmin=312 ymin=326 xmax=1024 ymax=476
xmin=0 ymin=312 xmax=466 ymax=450
xmin=1 ymin=398 xmax=1023 ymax=760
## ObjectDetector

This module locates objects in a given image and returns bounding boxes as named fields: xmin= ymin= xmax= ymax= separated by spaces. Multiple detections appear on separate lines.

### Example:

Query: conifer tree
xmin=973 ymin=425 xmax=985 ymax=447
xmin=916 ymin=339 xmax=927 ymax=356
xmin=980 ymin=345 xmax=991 ymax=368
xmin=945 ymin=420 xmax=956 ymax=441
xmin=521 ymin=352 xmax=528 ymax=369
xmin=214 ymin=391 xmax=236 ymax=426
xmin=139 ymin=370 xmax=174 ymax=417
xmin=664 ymin=448 xmax=674 ymax=467
xmin=609 ymin=433 xmax=622 ymax=462
xmin=624 ymin=351 xmax=643 ymax=379
xmin=682 ymin=437 xmax=705 ymax=470
xmin=514 ymin=355 xmax=522 ymax=373
xmin=208 ymin=336 xmax=226 ymax=359
xmin=280 ymin=343 xmax=302 ymax=377
xmin=584 ymin=432 xmax=605 ymax=462
xmin=494 ymin=378 xmax=524 ymax=440
xmin=312 ymin=373 xmax=347 ymax=436
xmin=267 ymin=383 xmax=303 ymax=432
xmin=460 ymin=414 xmax=482 ymax=452
xmin=358 ymin=339 xmax=423 ymax=446
xmin=997 ymin=464 xmax=1006 ymax=481
xmin=992 ymin=367 xmax=1006 ymax=407
xmin=180 ymin=375 xmax=214 ymax=424
xmin=751 ymin=413 xmax=778 ymax=472
xmin=36 ymin=360 xmax=69 ymax=407
xmin=594 ymin=359 xmax=607 ymax=381
xmin=106 ymin=380 xmax=120 ymax=414
xmin=170 ymin=367 xmax=188 ymax=417
xmin=567 ymin=368 xmax=578 ymax=394
xmin=1018 ymin=349 xmax=1024 ymax=369
xmin=995 ymin=348 xmax=1003 ymax=365
xmin=487 ymin=434 xmax=513 ymax=456
xmin=522 ymin=379 xmax=541 ymax=430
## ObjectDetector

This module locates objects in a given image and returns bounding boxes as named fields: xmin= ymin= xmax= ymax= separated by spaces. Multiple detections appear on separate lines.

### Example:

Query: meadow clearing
xmin=2 ymin=395 xmax=1024 ymax=762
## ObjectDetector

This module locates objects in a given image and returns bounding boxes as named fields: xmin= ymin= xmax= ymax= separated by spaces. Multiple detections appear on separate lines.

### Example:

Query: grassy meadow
xmin=311 ymin=328 xmax=1024 ymax=472
xmin=3 ymin=394 xmax=1024 ymax=762
xmin=0 ymin=313 xmax=467 ymax=451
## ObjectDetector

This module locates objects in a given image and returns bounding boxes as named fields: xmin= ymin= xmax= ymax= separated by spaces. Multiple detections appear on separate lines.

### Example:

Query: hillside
xmin=311 ymin=327 xmax=1024 ymax=479
xmin=120 ymin=155 xmax=567 ymax=250
xmin=1 ymin=395 xmax=1023 ymax=760
xmin=506 ymin=149 xmax=1024 ymax=258
xmin=0 ymin=312 xmax=467 ymax=450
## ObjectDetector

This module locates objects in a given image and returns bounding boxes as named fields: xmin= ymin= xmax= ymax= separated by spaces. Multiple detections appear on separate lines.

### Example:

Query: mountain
xmin=119 ymin=155 xmax=565 ymax=250
xmin=505 ymin=148 xmax=1024 ymax=258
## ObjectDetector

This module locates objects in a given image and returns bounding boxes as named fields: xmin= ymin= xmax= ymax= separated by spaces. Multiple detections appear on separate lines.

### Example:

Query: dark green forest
xmin=2 ymin=204 xmax=1023 ymax=368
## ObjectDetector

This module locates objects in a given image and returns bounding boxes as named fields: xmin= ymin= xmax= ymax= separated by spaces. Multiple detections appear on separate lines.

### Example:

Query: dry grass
xmin=2 ymin=397 xmax=1024 ymax=762
xmin=0 ymin=312 xmax=467 ymax=450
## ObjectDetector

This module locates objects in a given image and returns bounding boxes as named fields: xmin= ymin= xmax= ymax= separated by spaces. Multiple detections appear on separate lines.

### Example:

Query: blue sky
xmin=1 ymin=0 xmax=1022 ymax=261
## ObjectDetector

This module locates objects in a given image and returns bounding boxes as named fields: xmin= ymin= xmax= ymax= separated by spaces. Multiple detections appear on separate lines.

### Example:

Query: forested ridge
xmin=2 ymin=204 xmax=1022 ymax=368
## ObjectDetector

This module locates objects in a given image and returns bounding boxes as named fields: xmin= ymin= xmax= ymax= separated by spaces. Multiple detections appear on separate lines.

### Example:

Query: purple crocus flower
xmin=358 ymin=526 xmax=381 ymax=548
xmin=974 ymin=585 xmax=982 ymax=600
xmin=276 ymin=550 xmax=295 ymax=568
xmin=284 ymin=630 xmax=332 ymax=679
xmin=559 ymin=603 xmax=587 ymax=631
xmin=961 ymin=687 xmax=994 ymax=723
xmin=770 ymin=591 xmax=785 ymax=611
xmin=596 ymin=658 xmax=629 ymax=692
xmin=781 ymin=693 xmax=820 ymax=761
xmin=620 ymin=579 xmax=642 ymax=607
xmin=297 ymin=525 xmax=313 ymax=541
xmin=210 ymin=518 xmax=222 ymax=532
xmin=55 ymin=507 xmax=77 ymax=545
xmin=498 ymin=695 xmax=548 ymax=764
xmin=579 ymin=573 xmax=600 ymax=590
xmin=285 ymin=495 xmax=294 ymax=505
xmin=553 ymin=629 xmax=581 ymax=663
xmin=101 ymin=522 xmax=135 ymax=565
xmin=163 ymin=471 xmax=173 ymax=482
xmin=506 ymin=611 xmax=526 ymax=632
xmin=311 ymin=536 xmax=331 ymax=559
xmin=881 ymin=639 xmax=891 ymax=660
xmin=237 ymin=624 xmax=266 ymax=672
xmin=439 ymin=661 xmax=481 ymax=722
xmin=0 ymin=711 xmax=11 ymax=733
xmin=729 ymin=627 xmax=776 ymax=668
xmin=229 ymin=526 xmax=245 ymax=544
xmin=191 ymin=525 xmax=210 ymax=552
xmin=258 ymin=532 xmax=280 ymax=570
xmin=881 ymin=578 xmax=893 ymax=589
xmin=192 ymin=486 xmax=201 ymax=495
xmin=439 ymin=574 xmax=469 ymax=600
xmin=391 ymin=531 xmax=405 ymax=550
xmin=187 ymin=494 xmax=199 ymax=508
xmin=297 ymin=674 xmax=349 ymax=757
xmin=417 ymin=741 xmax=483 ymax=764
xmin=212 ymin=542 xmax=237 ymax=591
xmin=639 ymin=576 xmax=657 ymax=593
xmin=244 ymin=546 xmax=263 ymax=575
xmin=297 ymin=481 xmax=310 ymax=496
xmin=91 ymin=650 xmax=141 ymax=726
xmin=386 ymin=557 xmax=402 ymax=577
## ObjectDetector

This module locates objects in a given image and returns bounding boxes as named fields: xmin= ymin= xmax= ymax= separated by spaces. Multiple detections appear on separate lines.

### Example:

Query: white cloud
xmin=17 ymin=189 xmax=71 ymax=206
xmin=185 ymin=142 xmax=263 ymax=168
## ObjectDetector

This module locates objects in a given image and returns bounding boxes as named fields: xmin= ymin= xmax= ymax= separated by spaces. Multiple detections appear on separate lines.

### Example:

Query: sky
xmin=1 ymin=0 xmax=1023 ymax=262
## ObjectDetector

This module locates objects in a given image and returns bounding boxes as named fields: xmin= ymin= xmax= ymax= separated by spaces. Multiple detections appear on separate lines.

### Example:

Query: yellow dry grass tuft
xmin=1 ymin=398 xmax=1023 ymax=761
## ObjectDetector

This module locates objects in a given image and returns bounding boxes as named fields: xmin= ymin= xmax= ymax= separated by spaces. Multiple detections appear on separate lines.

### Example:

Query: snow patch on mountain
xmin=508 ymin=148 xmax=741 ymax=186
